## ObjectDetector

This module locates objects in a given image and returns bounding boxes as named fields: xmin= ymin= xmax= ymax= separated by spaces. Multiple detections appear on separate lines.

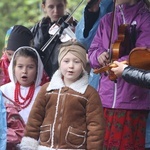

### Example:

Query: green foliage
xmin=0 ymin=0 xmax=86 ymax=51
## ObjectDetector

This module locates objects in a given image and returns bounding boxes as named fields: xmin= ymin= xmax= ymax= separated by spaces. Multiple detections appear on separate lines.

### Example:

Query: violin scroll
xmin=93 ymin=63 xmax=118 ymax=74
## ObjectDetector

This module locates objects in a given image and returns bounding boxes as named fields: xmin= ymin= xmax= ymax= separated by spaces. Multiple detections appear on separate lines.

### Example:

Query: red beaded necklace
xmin=14 ymin=82 xmax=35 ymax=109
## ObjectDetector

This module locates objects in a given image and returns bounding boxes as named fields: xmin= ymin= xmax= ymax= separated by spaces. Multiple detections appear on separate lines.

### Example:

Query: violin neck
xmin=107 ymin=48 xmax=112 ymax=63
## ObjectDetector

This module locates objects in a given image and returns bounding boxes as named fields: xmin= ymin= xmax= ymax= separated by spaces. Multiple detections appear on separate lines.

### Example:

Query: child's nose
xmin=22 ymin=68 xmax=27 ymax=73
xmin=69 ymin=62 xmax=74 ymax=68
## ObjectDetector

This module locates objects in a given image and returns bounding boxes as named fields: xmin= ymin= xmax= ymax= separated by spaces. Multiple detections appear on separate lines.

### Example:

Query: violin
xmin=94 ymin=47 xmax=150 ymax=74
xmin=98 ymin=24 xmax=129 ymax=81
xmin=94 ymin=61 xmax=128 ymax=74
xmin=108 ymin=24 xmax=129 ymax=81
xmin=129 ymin=47 xmax=150 ymax=70
xmin=94 ymin=0 xmax=130 ymax=81
xmin=48 ymin=17 xmax=76 ymax=43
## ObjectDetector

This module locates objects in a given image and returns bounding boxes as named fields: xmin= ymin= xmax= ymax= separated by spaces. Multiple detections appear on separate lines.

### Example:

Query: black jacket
xmin=31 ymin=17 xmax=61 ymax=78
xmin=122 ymin=66 xmax=150 ymax=89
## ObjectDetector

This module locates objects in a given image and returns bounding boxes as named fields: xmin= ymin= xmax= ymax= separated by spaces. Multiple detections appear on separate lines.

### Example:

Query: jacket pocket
xmin=65 ymin=126 xmax=86 ymax=148
xmin=39 ymin=124 xmax=51 ymax=143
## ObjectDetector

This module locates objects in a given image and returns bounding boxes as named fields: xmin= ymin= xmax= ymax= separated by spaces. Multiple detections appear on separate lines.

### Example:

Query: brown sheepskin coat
xmin=20 ymin=70 xmax=105 ymax=150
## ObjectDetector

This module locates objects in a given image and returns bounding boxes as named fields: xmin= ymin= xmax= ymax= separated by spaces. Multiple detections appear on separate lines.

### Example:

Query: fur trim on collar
xmin=46 ymin=70 xmax=89 ymax=94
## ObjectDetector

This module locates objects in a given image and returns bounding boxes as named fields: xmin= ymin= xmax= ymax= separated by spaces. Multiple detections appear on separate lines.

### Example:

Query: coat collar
xmin=46 ymin=70 xmax=89 ymax=94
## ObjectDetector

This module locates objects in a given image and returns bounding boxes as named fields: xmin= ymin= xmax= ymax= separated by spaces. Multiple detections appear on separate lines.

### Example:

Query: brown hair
xmin=42 ymin=0 xmax=67 ymax=5
xmin=13 ymin=47 xmax=38 ymax=68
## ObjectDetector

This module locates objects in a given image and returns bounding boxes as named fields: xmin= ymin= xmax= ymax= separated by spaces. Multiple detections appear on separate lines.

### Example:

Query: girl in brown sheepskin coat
xmin=20 ymin=41 xmax=105 ymax=150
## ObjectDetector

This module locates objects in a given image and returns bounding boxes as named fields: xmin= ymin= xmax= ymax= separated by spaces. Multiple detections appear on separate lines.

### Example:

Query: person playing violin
xmin=88 ymin=0 xmax=150 ymax=149
xmin=31 ymin=0 xmax=77 ymax=79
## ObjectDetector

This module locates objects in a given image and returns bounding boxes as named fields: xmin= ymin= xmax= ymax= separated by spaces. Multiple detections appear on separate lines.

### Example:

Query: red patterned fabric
xmin=103 ymin=108 xmax=148 ymax=150
xmin=0 ymin=53 xmax=10 ymax=86
xmin=40 ymin=70 xmax=50 ymax=86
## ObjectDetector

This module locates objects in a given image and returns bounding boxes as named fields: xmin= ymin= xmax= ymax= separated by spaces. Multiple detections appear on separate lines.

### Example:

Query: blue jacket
xmin=75 ymin=0 xmax=113 ymax=50
xmin=88 ymin=0 xmax=150 ymax=109
xmin=0 ymin=91 xmax=7 ymax=150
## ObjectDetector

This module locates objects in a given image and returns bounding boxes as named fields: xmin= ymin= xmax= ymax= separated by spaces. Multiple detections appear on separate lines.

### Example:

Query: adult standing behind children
xmin=31 ymin=0 xmax=77 ymax=79
xmin=0 ymin=25 xmax=33 ymax=86
xmin=75 ymin=0 xmax=113 ymax=89
xmin=88 ymin=0 xmax=150 ymax=149
xmin=20 ymin=41 xmax=105 ymax=150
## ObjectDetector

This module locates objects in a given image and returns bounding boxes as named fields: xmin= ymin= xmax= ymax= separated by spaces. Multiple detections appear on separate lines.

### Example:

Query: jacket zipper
xmin=119 ymin=5 xmax=126 ymax=24
xmin=112 ymin=82 xmax=117 ymax=108
xmin=111 ymin=6 xmax=125 ymax=108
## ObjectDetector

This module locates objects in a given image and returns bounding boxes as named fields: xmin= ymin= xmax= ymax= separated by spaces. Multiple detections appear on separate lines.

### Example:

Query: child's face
xmin=5 ymin=50 xmax=15 ymax=62
xmin=14 ymin=56 xmax=37 ymax=87
xmin=42 ymin=0 xmax=66 ymax=22
xmin=60 ymin=52 xmax=83 ymax=86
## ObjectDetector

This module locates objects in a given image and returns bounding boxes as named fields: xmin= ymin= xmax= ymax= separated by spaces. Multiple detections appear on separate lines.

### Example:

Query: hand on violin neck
xmin=108 ymin=70 xmax=118 ymax=82
xmin=97 ymin=51 xmax=110 ymax=67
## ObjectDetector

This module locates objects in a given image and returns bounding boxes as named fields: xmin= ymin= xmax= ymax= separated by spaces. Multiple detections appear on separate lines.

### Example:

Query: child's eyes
xmin=28 ymin=66 xmax=34 ymax=69
xmin=63 ymin=60 xmax=69 ymax=63
xmin=17 ymin=65 xmax=34 ymax=69
xmin=17 ymin=65 xmax=23 ymax=68
xmin=63 ymin=60 xmax=81 ymax=63
xmin=75 ymin=61 xmax=80 ymax=63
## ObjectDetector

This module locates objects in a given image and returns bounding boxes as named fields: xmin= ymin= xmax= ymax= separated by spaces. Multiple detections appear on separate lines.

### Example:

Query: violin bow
xmin=41 ymin=0 xmax=85 ymax=52
xmin=107 ymin=0 xmax=116 ymax=62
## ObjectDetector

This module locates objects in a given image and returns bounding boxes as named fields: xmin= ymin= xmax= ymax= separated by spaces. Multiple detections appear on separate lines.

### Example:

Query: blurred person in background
xmin=75 ymin=0 xmax=113 ymax=89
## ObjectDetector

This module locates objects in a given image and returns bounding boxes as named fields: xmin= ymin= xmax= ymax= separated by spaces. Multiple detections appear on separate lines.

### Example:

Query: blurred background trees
xmin=0 ymin=0 xmax=86 ymax=53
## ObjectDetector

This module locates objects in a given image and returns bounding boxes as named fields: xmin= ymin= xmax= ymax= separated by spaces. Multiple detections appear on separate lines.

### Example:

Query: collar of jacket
xmin=46 ymin=69 xmax=89 ymax=94
xmin=116 ymin=0 xmax=145 ymax=13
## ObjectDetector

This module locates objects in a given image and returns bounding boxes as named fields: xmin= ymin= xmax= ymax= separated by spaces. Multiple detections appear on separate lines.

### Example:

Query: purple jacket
xmin=88 ymin=0 xmax=150 ymax=110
